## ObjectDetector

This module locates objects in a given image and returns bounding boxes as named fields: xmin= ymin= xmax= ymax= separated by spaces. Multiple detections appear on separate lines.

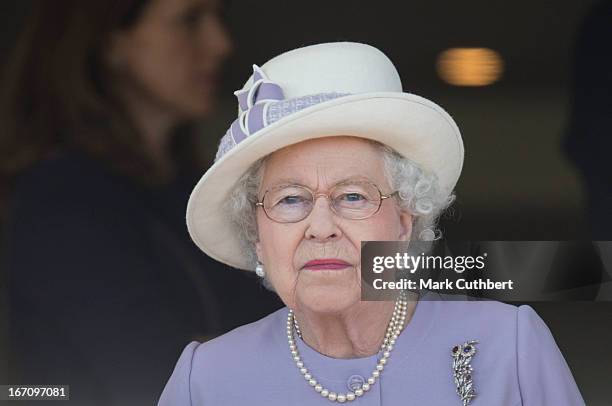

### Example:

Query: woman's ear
xmin=398 ymin=212 xmax=413 ymax=241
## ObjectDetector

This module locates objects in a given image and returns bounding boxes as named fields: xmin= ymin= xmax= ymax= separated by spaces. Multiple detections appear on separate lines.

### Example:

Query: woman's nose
xmin=201 ymin=13 xmax=233 ymax=60
xmin=304 ymin=197 xmax=343 ymax=242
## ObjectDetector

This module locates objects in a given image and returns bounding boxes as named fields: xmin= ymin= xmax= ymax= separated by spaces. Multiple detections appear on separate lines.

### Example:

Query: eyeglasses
xmin=255 ymin=180 xmax=398 ymax=223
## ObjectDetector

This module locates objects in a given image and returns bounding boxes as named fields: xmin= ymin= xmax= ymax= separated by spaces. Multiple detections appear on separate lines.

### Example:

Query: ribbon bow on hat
xmin=229 ymin=65 xmax=285 ymax=145
xmin=215 ymin=65 xmax=348 ymax=162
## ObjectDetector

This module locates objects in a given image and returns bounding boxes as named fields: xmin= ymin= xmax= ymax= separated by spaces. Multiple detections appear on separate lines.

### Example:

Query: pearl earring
xmin=255 ymin=261 xmax=265 ymax=278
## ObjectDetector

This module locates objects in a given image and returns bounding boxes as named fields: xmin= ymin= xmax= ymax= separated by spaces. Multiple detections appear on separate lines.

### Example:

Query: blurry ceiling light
xmin=436 ymin=48 xmax=504 ymax=86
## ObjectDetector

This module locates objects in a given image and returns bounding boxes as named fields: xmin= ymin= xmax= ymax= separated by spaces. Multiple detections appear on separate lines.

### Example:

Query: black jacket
xmin=3 ymin=149 xmax=281 ymax=405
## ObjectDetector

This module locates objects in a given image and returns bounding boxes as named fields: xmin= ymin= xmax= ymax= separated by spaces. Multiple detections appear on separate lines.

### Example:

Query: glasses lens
xmin=264 ymin=185 xmax=313 ymax=222
xmin=331 ymin=182 xmax=381 ymax=219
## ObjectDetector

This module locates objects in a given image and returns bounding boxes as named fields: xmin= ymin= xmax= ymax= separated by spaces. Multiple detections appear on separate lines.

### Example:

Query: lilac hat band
xmin=215 ymin=65 xmax=349 ymax=162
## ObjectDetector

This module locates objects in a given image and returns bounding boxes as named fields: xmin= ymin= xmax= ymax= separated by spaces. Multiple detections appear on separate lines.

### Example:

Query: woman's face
xmin=255 ymin=136 xmax=413 ymax=314
xmin=107 ymin=0 xmax=232 ymax=118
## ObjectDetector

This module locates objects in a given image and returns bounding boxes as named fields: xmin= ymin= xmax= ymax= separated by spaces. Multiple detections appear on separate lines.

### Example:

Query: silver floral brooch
xmin=451 ymin=340 xmax=479 ymax=405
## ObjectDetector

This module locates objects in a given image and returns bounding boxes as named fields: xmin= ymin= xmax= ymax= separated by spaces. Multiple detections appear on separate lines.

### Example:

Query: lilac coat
xmin=158 ymin=296 xmax=584 ymax=405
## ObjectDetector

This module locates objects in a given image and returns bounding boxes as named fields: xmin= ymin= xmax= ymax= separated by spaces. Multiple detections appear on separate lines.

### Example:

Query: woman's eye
xmin=278 ymin=195 xmax=306 ymax=205
xmin=342 ymin=193 xmax=366 ymax=202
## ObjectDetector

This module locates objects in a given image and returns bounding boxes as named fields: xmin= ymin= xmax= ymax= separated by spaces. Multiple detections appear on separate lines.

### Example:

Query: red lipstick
xmin=302 ymin=259 xmax=351 ymax=271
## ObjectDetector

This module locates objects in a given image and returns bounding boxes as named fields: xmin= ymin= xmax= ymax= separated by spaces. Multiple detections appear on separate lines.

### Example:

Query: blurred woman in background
xmin=0 ymin=0 xmax=281 ymax=404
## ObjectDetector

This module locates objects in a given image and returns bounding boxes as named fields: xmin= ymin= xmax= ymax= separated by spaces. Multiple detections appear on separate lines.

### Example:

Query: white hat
xmin=187 ymin=42 xmax=464 ymax=270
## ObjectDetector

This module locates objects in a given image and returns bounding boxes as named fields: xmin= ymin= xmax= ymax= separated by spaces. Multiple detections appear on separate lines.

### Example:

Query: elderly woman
xmin=158 ymin=42 xmax=584 ymax=405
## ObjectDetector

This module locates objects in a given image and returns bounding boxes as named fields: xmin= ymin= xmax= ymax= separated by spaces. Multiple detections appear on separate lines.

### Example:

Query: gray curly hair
xmin=225 ymin=139 xmax=456 ymax=273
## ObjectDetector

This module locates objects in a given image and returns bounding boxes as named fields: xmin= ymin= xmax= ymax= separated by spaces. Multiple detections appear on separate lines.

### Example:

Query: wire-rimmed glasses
xmin=255 ymin=180 xmax=398 ymax=223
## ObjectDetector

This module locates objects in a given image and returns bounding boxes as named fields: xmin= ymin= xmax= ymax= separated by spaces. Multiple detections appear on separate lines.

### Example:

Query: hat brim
xmin=186 ymin=92 xmax=464 ymax=270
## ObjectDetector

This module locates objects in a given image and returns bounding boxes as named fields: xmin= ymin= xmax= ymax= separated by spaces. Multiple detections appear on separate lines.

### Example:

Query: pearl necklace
xmin=286 ymin=291 xmax=408 ymax=403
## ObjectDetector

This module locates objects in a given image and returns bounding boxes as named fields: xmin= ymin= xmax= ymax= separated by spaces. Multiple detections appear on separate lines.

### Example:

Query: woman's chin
xmin=296 ymin=286 xmax=361 ymax=314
